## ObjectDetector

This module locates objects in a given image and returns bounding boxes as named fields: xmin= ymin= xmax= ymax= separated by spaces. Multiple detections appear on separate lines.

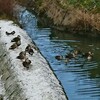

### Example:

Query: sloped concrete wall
xmin=0 ymin=43 xmax=25 ymax=100
xmin=0 ymin=20 xmax=68 ymax=100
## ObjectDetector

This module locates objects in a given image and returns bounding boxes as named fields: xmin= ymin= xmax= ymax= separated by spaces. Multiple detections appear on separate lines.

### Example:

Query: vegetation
xmin=0 ymin=0 xmax=99 ymax=37
xmin=0 ymin=0 xmax=19 ymax=24
xmin=0 ymin=0 xmax=15 ymax=16
xmin=57 ymin=0 xmax=100 ymax=13
xmin=32 ymin=0 xmax=100 ymax=36
xmin=15 ymin=0 xmax=34 ymax=7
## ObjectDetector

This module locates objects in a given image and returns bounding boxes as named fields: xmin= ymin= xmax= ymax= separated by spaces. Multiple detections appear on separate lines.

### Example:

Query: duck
xmin=25 ymin=44 xmax=34 ymax=55
xmin=28 ymin=48 xmax=34 ymax=55
xmin=87 ymin=55 xmax=93 ymax=60
xmin=63 ymin=58 xmax=69 ymax=63
xmin=6 ymin=31 xmax=15 ymax=35
xmin=88 ymin=51 xmax=93 ymax=55
xmin=74 ymin=49 xmax=82 ymax=55
xmin=16 ymin=40 xmax=21 ymax=46
xmin=65 ymin=53 xmax=75 ymax=59
xmin=22 ymin=58 xmax=31 ymax=69
xmin=17 ymin=51 xmax=26 ymax=60
xmin=25 ymin=44 xmax=31 ymax=51
xmin=55 ymin=55 xmax=63 ymax=60
xmin=9 ymin=40 xmax=21 ymax=50
xmin=71 ymin=48 xmax=82 ymax=57
xmin=87 ymin=51 xmax=93 ymax=60
xmin=9 ymin=42 xmax=18 ymax=50
xmin=32 ymin=45 xmax=39 ymax=52
xmin=11 ymin=35 xmax=21 ymax=42
xmin=82 ymin=51 xmax=93 ymax=60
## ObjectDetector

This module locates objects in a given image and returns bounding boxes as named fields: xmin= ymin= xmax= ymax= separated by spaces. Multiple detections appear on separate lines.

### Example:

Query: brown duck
xmin=55 ymin=55 xmax=63 ymax=60
xmin=11 ymin=35 xmax=21 ymax=42
xmin=16 ymin=40 xmax=21 ymax=46
xmin=9 ymin=40 xmax=21 ymax=50
xmin=25 ymin=44 xmax=34 ymax=55
xmin=22 ymin=58 xmax=31 ymax=69
xmin=6 ymin=31 xmax=15 ymax=35
xmin=28 ymin=48 xmax=34 ymax=55
xmin=65 ymin=53 xmax=75 ymax=59
xmin=32 ymin=45 xmax=39 ymax=52
xmin=17 ymin=51 xmax=26 ymax=60
xmin=82 ymin=51 xmax=93 ymax=60
xmin=9 ymin=42 xmax=18 ymax=50
xmin=25 ymin=44 xmax=31 ymax=51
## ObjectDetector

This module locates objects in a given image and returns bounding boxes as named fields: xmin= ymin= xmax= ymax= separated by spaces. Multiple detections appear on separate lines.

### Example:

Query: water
xmin=19 ymin=10 xmax=100 ymax=100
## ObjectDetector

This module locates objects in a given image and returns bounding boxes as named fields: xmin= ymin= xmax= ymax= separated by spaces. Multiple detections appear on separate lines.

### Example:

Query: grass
xmin=56 ymin=0 xmax=100 ymax=31
xmin=34 ymin=0 xmax=100 ymax=34
xmin=57 ymin=0 xmax=100 ymax=13
xmin=0 ymin=0 xmax=99 ymax=35
xmin=0 ymin=0 xmax=20 ymax=25
xmin=0 ymin=0 xmax=15 ymax=16
xmin=0 ymin=0 xmax=15 ymax=21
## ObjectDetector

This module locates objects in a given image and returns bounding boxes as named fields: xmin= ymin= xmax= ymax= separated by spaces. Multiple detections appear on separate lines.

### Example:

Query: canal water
xmin=19 ymin=10 xmax=100 ymax=100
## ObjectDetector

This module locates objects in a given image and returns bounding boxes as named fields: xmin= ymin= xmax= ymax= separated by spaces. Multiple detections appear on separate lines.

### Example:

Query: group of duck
xmin=55 ymin=49 xmax=94 ymax=62
xmin=6 ymin=31 xmax=36 ymax=69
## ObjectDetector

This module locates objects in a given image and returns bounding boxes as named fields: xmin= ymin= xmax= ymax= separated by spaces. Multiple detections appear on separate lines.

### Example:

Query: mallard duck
xmin=17 ymin=51 xmax=26 ymax=60
xmin=87 ymin=55 xmax=92 ymax=60
xmin=87 ymin=51 xmax=93 ymax=60
xmin=28 ymin=48 xmax=34 ymax=55
xmin=74 ymin=49 xmax=82 ymax=55
xmin=25 ymin=44 xmax=34 ymax=55
xmin=32 ymin=45 xmax=39 ymax=51
xmin=63 ymin=58 xmax=69 ymax=63
xmin=16 ymin=40 xmax=21 ymax=46
xmin=82 ymin=51 xmax=93 ymax=60
xmin=65 ymin=53 xmax=74 ymax=59
xmin=55 ymin=55 xmax=63 ymax=60
xmin=6 ymin=31 xmax=15 ymax=35
xmin=11 ymin=35 xmax=21 ymax=42
xmin=88 ymin=51 xmax=93 ymax=56
xmin=9 ymin=40 xmax=21 ymax=50
xmin=82 ymin=51 xmax=93 ymax=57
xmin=25 ymin=44 xmax=31 ymax=51
xmin=9 ymin=42 xmax=18 ymax=50
xmin=71 ymin=49 xmax=82 ymax=57
xmin=22 ymin=58 xmax=31 ymax=69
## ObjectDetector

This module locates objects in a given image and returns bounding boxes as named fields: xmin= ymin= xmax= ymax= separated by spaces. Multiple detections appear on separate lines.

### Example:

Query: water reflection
xmin=19 ymin=10 xmax=100 ymax=100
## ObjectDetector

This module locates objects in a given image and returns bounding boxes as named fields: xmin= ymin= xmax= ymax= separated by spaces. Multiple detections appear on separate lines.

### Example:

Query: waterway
xmin=19 ymin=10 xmax=100 ymax=100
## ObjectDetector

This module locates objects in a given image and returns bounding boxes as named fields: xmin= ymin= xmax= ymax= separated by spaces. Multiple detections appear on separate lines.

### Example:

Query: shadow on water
xmin=19 ymin=10 xmax=100 ymax=100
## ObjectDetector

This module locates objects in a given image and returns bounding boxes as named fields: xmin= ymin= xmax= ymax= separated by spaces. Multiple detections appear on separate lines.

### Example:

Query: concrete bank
xmin=0 ymin=39 xmax=23 ymax=100
xmin=0 ymin=20 xmax=68 ymax=100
